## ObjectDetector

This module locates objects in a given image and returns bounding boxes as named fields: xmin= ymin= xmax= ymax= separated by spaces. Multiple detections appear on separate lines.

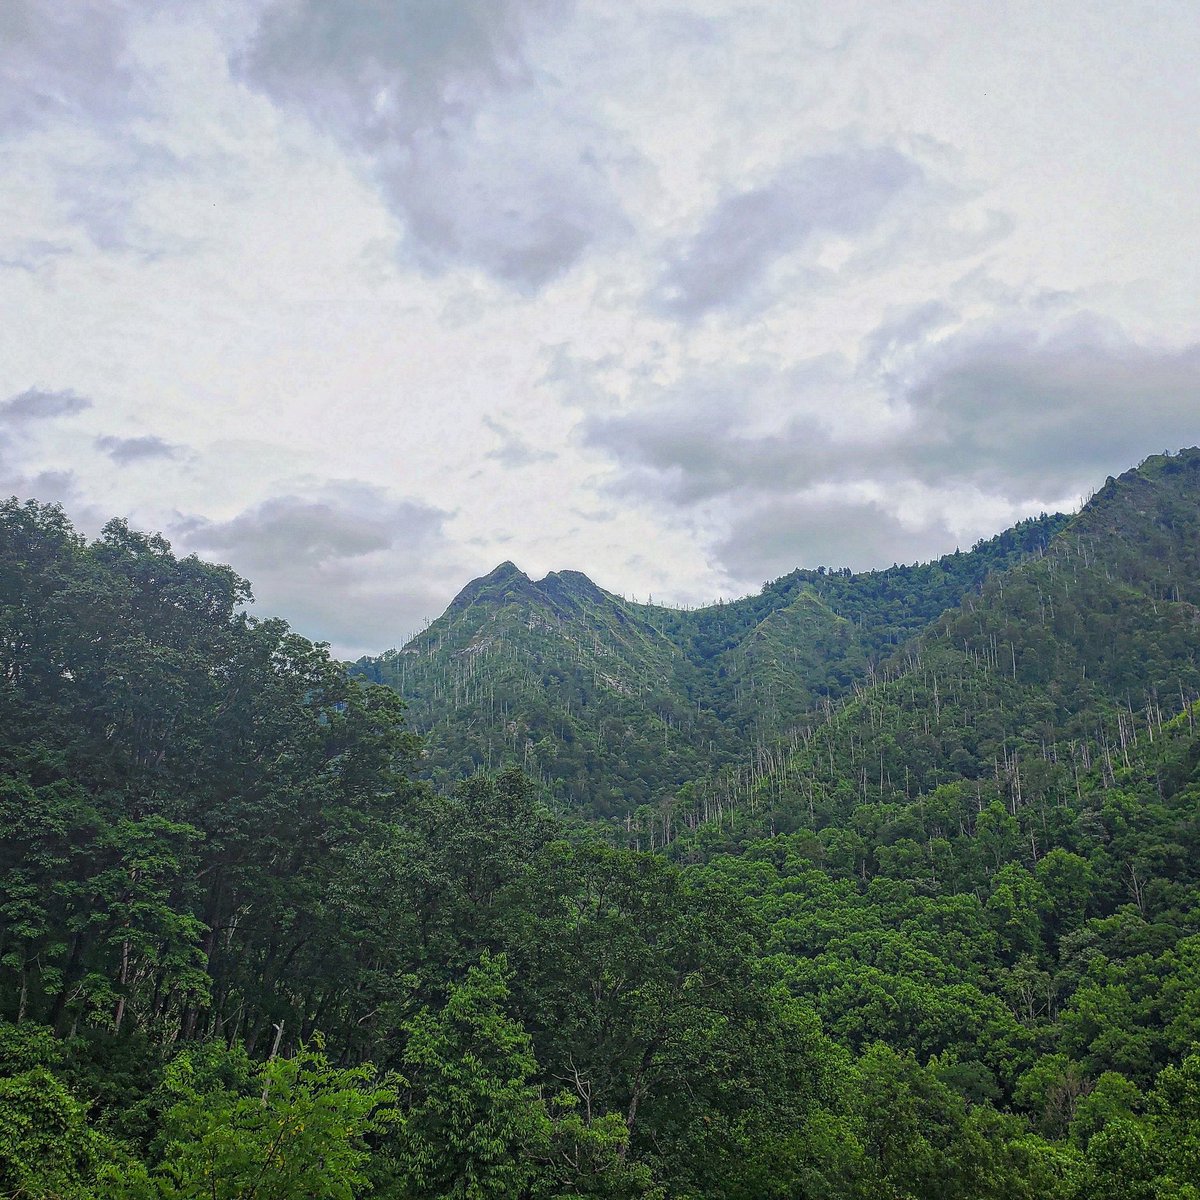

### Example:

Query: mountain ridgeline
xmin=354 ymin=511 xmax=1070 ymax=816
xmin=715 ymin=447 xmax=1200 ymax=845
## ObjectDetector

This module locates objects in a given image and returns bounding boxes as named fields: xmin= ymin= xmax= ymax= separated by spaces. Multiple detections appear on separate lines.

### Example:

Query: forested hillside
xmin=4 ymin=453 xmax=1200 ymax=1197
xmin=677 ymin=449 xmax=1200 ymax=845
xmin=354 ymin=512 xmax=1067 ymax=817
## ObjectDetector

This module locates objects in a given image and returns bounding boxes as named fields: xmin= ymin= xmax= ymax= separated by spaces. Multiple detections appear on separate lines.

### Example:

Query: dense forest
xmin=4 ymin=451 xmax=1200 ymax=1197
xmin=352 ymin=512 xmax=1069 ymax=817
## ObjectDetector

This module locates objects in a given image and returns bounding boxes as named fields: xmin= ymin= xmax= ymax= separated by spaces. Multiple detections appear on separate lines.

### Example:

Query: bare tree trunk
xmin=113 ymin=938 xmax=131 ymax=1033
xmin=261 ymin=1020 xmax=285 ymax=1106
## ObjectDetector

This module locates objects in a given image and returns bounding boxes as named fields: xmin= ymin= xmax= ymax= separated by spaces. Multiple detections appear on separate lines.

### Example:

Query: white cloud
xmin=173 ymin=481 xmax=468 ymax=656
xmin=1 ymin=1 xmax=1198 ymax=644
xmin=651 ymin=146 xmax=924 ymax=319
xmin=238 ymin=0 xmax=630 ymax=289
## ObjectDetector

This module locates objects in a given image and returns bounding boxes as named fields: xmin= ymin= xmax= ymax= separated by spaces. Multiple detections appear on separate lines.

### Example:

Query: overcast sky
xmin=3 ymin=0 xmax=1198 ymax=655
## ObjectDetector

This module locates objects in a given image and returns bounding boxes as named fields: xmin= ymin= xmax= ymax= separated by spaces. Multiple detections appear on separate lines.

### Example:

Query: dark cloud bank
xmin=652 ymin=146 xmax=924 ymax=320
xmin=240 ymin=0 xmax=626 ymax=290
xmin=174 ymin=481 xmax=466 ymax=656
xmin=584 ymin=316 xmax=1200 ymax=582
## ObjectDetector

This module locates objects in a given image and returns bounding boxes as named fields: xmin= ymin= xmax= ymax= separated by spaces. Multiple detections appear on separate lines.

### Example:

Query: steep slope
xmin=675 ymin=448 xmax=1200 ymax=844
xmin=353 ymin=562 xmax=716 ymax=814
xmin=355 ymin=515 xmax=1067 ymax=815
xmin=664 ymin=511 xmax=1069 ymax=734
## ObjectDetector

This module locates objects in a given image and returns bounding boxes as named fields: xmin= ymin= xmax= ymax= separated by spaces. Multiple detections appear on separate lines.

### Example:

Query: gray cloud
xmin=95 ymin=434 xmax=182 ymax=464
xmin=719 ymin=497 xmax=955 ymax=582
xmin=0 ymin=238 xmax=71 ymax=273
xmin=0 ymin=389 xmax=92 ymax=515
xmin=0 ymin=0 xmax=140 ymax=136
xmin=0 ymin=387 xmax=91 ymax=425
xmin=174 ymin=481 xmax=467 ymax=656
xmin=483 ymin=415 xmax=555 ymax=468
xmin=582 ymin=313 xmax=1200 ymax=584
xmin=587 ymin=317 xmax=1200 ymax=505
xmin=581 ymin=360 xmax=851 ymax=504
xmin=242 ymin=0 xmax=555 ymax=131
xmin=651 ymin=147 xmax=924 ymax=319
xmin=895 ymin=317 xmax=1200 ymax=494
xmin=177 ymin=486 xmax=437 ymax=568
xmin=240 ymin=0 xmax=627 ymax=290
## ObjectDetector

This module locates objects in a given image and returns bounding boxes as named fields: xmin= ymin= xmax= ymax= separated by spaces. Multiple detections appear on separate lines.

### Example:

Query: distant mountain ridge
xmin=446 ymin=561 xmax=612 ymax=617
xmin=669 ymin=447 xmax=1200 ymax=848
xmin=354 ymin=507 xmax=1070 ymax=815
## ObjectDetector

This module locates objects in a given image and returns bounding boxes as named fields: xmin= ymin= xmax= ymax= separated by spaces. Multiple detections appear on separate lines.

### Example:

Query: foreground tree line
xmin=2 ymin=498 xmax=1200 ymax=1197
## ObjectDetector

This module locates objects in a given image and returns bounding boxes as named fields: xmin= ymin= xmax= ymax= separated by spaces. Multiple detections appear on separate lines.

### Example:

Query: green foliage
xmin=383 ymin=952 xmax=549 ymax=1199
xmin=0 ymin=1066 xmax=118 ymax=1198
xmin=354 ymin=516 xmax=1067 ymax=819
xmin=4 ymin=453 xmax=1200 ymax=1198
xmin=0 ymin=499 xmax=423 ymax=1050
xmin=132 ymin=1042 xmax=394 ymax=1200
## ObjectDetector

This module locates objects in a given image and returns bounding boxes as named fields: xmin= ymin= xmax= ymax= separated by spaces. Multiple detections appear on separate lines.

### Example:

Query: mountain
xmin=672 ymin=448 xmax=1200 ymax=846
xmin=9 ymin=452 xmax=1200 ymax=1198
xmin=353 ymin=560 xmax=706 ymax=816
xmin=354 ymin=513 xmax=1069 ymax=816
